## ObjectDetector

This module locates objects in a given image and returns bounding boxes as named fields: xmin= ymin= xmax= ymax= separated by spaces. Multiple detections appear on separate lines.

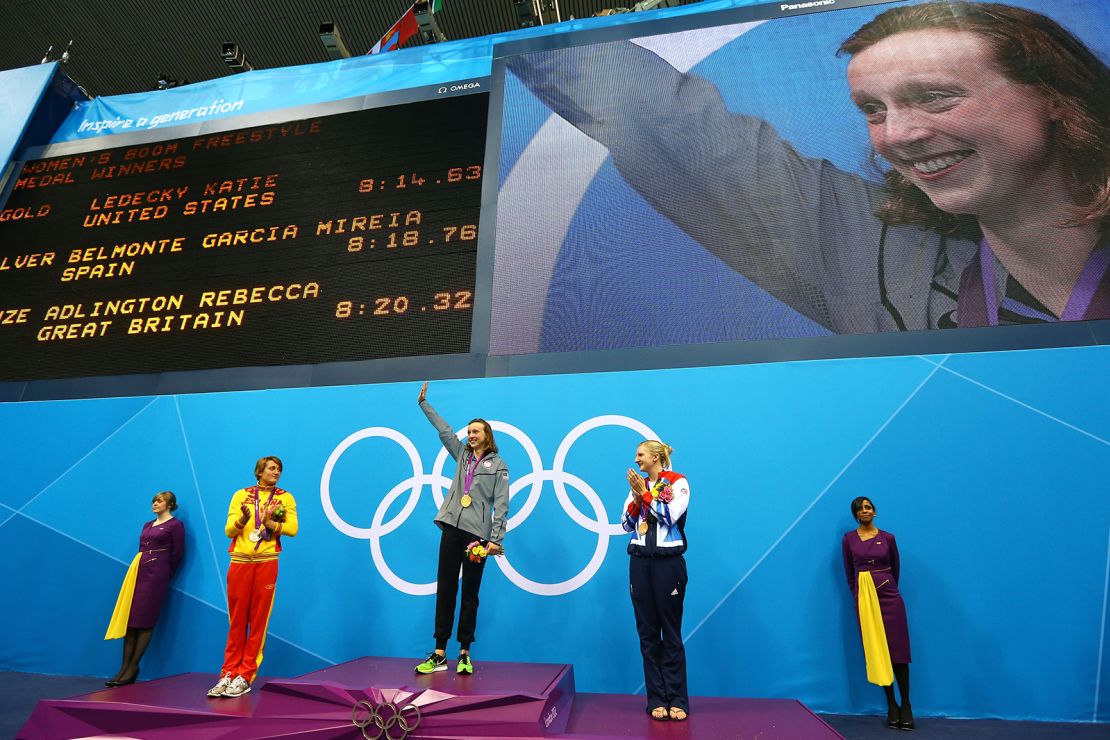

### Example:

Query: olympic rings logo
xmin=351 ymin=700 xmax=421 ymax=740
xmin=321 ymin=415 xmax=658 ymax=596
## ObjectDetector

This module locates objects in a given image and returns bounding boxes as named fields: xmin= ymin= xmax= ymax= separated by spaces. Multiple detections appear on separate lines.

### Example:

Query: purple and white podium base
xmin=18 ymin=656 xmax=840 ymax=739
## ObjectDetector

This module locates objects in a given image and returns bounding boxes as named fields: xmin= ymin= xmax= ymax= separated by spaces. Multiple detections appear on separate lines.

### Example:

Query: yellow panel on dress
xmin=104 ymin=553 xmax=141 ymax=640
xmin=857 ymin=570 xmax=894 ymax=686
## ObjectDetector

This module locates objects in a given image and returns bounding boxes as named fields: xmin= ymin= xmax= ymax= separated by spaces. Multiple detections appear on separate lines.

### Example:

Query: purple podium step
xmin=17 ymin=673 xmax=267 ymax=739
xmin=18 ymin=656 xmax=575 ymax=739
xmin=563 ymin=693 xmax=842 ymax=739
xmin=18 ymin=657 xmax=839 ymax=739
xmin=255 ymin=656 xmax=575 ymax=738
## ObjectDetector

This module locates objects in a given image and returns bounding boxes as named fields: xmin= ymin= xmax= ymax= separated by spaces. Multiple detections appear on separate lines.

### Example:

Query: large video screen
xmin=491 ymin=0 xmax=1110 ymax=355
xmin=0 ymin=93 xmax=488 ymax=381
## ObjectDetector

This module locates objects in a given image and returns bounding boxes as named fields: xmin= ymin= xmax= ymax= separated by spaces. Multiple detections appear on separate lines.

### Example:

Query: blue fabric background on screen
xmin=2 ymin=346 xmax=1108 ymax=722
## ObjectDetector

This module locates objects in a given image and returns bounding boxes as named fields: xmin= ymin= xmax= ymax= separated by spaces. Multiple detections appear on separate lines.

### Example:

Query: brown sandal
xmin=669 ymin=707 xmax=688 ymax=721
xmin=650 ymin=707 xmax=669 ymax=721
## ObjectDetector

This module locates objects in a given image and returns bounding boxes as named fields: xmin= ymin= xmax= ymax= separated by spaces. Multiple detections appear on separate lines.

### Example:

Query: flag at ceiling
xmin=368 ymin=1 xmax=444 ymax=55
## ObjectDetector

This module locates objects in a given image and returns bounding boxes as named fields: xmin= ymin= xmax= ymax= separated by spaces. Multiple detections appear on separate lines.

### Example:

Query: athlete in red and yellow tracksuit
xmin=211 ymin=456 xmax=298 ymax=695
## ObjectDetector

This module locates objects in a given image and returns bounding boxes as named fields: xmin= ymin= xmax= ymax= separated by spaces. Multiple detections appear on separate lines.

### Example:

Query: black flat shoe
xmin=899 ymin=720 xmax=915 ymax=731
xmin=898 ymin=705 xmax=914 ymax=731
xmin=113 ymin=670 xmax=139 ymax=686
xmin=104 ymin=679 xmax=120 ymax=687
xmin=886 ymin=705 xmax=900 ymax=729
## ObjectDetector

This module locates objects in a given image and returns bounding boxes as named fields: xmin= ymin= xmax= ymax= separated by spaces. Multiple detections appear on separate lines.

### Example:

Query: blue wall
xmin=2 ymin=345 xmax=1108 ymax=722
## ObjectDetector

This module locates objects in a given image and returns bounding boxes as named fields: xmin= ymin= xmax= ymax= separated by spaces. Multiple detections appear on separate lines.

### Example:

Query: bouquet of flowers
xmin=651 ymin=479 xmax=674 ymax=504
xmin=629 ymin=478 xmax=674 ymax=518
xmin=465 ymin=540 xmax=503 ymax=563
xmin=271 ymin=503 xmax=287 ymax=523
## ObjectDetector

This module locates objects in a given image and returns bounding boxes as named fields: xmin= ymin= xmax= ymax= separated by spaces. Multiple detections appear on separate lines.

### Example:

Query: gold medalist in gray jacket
xmin=421 ymin=400 xmax=510 ymax=544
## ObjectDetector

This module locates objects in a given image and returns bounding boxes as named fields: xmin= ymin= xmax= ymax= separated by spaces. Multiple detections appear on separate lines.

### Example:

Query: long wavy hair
xmin=468 ymin=418 xmax=498 ymax=454
xmin=838 ymin=1 xmax=1110 ymax=240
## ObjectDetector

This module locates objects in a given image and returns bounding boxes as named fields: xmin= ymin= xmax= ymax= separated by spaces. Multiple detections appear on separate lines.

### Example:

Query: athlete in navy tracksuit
xmin=621 ymin=440 xmax=690 ymax=721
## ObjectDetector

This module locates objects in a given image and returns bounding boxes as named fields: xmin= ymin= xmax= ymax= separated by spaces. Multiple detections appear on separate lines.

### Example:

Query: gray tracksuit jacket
xmin=421 ymin=400 xmax=510 ymax=543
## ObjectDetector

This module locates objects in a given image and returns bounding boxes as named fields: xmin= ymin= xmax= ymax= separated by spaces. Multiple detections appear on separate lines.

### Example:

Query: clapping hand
xmin=627 ymin=468 xmax=654 ymax=506
xmin=418 ymin=382 xmax=428 ymax=403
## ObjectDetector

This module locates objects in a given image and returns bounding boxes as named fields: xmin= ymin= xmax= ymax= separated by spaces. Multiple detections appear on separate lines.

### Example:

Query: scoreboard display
xmin=0 ymin=93 xmax=488 ymax=382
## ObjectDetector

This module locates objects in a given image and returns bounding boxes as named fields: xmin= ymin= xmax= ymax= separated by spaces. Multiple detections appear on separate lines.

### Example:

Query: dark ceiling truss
xmin=0 ymin=0 xmax=698 ymax=97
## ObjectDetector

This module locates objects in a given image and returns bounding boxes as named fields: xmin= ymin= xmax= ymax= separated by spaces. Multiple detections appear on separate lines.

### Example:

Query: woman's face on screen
xmin=847 ymin=29 xmax=1062 ymax=222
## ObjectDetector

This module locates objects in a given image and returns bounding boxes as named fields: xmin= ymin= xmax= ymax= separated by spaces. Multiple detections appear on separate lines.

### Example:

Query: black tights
xmin=112 ymin=627 xmax=153 ymax=681
xmin=883 ymin=663 xmax=911 ymax=718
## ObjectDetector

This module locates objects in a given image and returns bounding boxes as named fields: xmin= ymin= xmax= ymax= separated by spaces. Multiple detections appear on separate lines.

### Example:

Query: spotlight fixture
xmin=39 ymin=39 xmax=74 ymax=64
xmin=319 ymin=21 xmax=352 ymax=60
xmin=221 ymin=42 xmax=253 ymax=73
xmin=154 ymin=73 xmax=187 ymax=90
xmin=413 ymin=0 xmax=447 ymax=44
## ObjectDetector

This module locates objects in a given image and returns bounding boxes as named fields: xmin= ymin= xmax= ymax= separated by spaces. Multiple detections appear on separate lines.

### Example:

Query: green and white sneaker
xmin=457 ymin=654 xmax=473 ymax=675
xmin=415 ymin=652 xmax=447 ymax=674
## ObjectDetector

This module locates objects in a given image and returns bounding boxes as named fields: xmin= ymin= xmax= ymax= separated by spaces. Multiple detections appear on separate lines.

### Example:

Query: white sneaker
xmin=222 ymin=675 xmax=252 ymax=698
xmin=206 ymin=673 xmax=233 ymax=697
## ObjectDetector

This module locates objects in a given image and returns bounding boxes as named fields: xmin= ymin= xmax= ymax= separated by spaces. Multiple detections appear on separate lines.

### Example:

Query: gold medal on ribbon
xmin=637 ymin=520 xmax=649 ymax=536
xmin=460 ymin=494 xmax=473 ymax=508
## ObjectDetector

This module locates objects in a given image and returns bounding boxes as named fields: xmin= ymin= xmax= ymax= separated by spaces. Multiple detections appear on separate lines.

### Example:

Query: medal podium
xmin=18 ymin=656 xmax=841 ymax=738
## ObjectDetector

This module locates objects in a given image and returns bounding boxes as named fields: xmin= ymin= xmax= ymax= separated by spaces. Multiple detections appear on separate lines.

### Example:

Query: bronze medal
xmin=637 ymin=520 xmax=649 ymax=536
xmin=460 ymin=494 xmax=473 ymax=508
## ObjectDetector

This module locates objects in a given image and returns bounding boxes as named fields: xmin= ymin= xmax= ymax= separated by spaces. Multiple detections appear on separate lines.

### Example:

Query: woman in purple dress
xmin=105 ymin=491 xmax=185 ymax=686
xmin=841 ymin=496 xmax=913 ymax=731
